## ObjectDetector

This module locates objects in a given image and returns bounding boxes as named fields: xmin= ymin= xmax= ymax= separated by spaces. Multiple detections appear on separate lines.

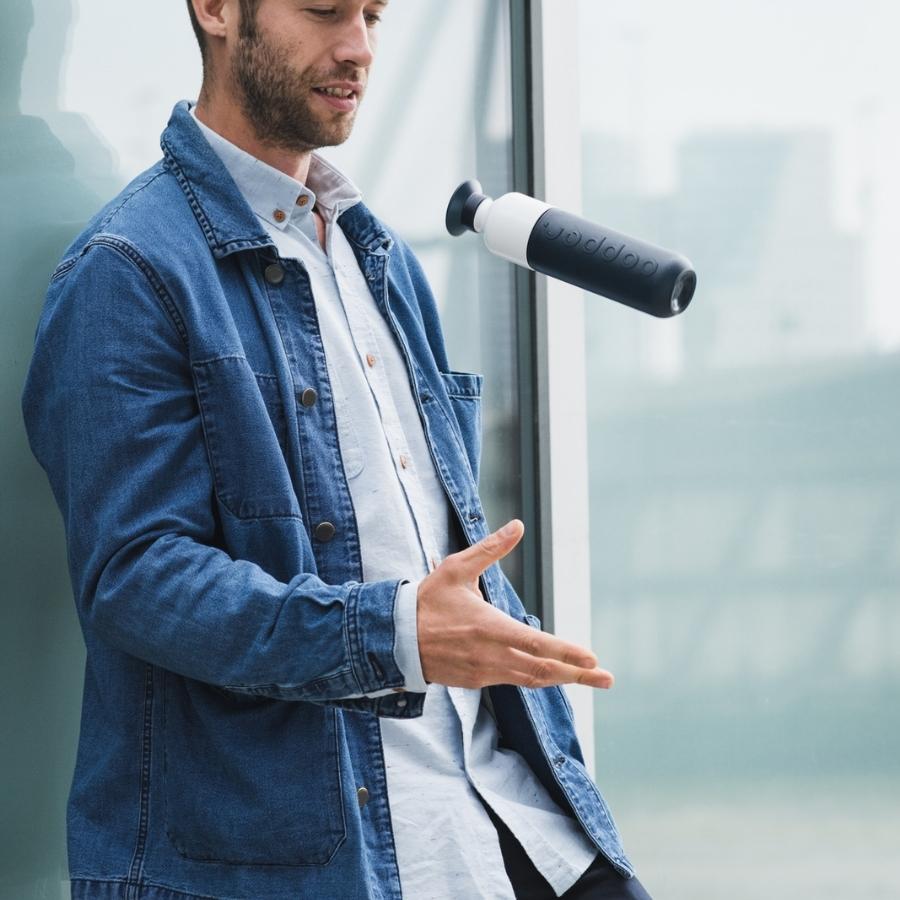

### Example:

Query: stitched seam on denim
xmin=190 ymin=360 xmax=235 ymax=517
xmin=192 ymin=353 xmax=248 ymax=367
xmin=162 ymin=141 xmax=273 ymax=258
xmin=523 ymin=687 xmax=622 ymax=859
xmin=69 ymin=876 xmax=235 ymax=900
xmin=130 ymin=879 xmax=228 ymax=900
xmin=49 ymin=256 xmax=79 ymax=282
xmin=387 ymin=579 xmax=403 ymax=685
xmin=430 ymin=393 xmax=479 ymax=485
xmin=124 ymin=664 xmax=155 ymax=894
xmin=328 ymin=707 xmax=348 ymax=864
xmin=344 ymin=582 xmax=366 ymax=694
xmin=407 ymin=362 xmax=478 ymax=502
xmin=217 ymin=502 xmax=302 ymax=522
xmin=221 ymin=665 xmax=354 ymax=695
xmin=94 ymin=167 xmax=167 ymax=234
xmin=438 ymin=371 xmax=483 ymax=398
xmin=371 ymin=713 xmax=405 ymax=895
xmin=162 ymin=140 xmax=223 ymax=253
xmin=83 ymin=236 xmax=189 ymax=347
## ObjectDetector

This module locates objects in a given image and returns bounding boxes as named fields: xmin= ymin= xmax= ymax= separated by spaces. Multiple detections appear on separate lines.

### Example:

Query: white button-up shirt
xmin=191 ymin=105 xmax=598 ymax=899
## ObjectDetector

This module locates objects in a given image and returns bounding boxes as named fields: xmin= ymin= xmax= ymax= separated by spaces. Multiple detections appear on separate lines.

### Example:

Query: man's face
xmin=230 ymin=0 xmax=386 ymax=153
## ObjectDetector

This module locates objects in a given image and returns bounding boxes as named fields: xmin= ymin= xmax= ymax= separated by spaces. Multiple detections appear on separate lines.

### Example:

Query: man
xmin=21 ymin=1 xmax=651 ymax=897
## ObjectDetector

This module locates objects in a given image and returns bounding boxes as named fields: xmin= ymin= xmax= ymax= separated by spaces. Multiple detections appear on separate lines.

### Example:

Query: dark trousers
xmin=479 ymin=797 xmax=654 ymax=900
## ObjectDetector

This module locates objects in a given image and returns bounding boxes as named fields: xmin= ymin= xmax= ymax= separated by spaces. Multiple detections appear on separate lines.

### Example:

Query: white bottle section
xmin=473 ymin=192 xmax=551 ymax=269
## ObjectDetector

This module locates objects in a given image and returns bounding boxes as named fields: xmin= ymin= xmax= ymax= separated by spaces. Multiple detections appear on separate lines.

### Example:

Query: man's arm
xmin=21 ymin=240 xmax=410 ymax=703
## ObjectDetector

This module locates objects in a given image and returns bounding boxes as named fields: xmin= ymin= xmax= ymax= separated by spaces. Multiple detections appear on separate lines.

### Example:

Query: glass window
xmin=3 ymin=2 xmax=519 ymax=896
xmin=577 ymin=2 xmax=900 ymax=897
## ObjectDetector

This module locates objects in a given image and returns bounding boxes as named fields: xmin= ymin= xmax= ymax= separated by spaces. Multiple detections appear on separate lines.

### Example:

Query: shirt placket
xmin=330 ymin=252 xmax=445 ymax=577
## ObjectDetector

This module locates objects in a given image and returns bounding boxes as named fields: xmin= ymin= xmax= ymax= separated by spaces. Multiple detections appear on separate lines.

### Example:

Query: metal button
xmin=396 ymin=698 xmax=407 ymax=708
xmin=273 ymin=209 xmax=286 ymax=223
xmin=296 ymin=194 xmax=309 ymax=207
xmin=314 ymin=521 xmax=336 ymax=542
xmin=264 ymin=264 xmax=284 ymax=285
xmin=365 ymin=353 xmax=376 ymax=367
xmin=300 ymin=388 xmax=318 ymax=407
xmin=357 ymin=786 xmax=370 ymax=808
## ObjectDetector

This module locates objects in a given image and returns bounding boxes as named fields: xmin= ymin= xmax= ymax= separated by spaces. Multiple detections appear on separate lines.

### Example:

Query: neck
xmin=194 ymin=88 xmax=313 ymax=184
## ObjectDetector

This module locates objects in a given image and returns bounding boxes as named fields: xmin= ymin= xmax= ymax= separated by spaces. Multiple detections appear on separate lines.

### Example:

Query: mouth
xmin=311 ymin=83 xmax=362 ymax=112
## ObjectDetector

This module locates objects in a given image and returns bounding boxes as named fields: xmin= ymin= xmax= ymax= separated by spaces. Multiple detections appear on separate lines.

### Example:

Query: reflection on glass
xmin=578 ymin=2 xmax=900 ymax=898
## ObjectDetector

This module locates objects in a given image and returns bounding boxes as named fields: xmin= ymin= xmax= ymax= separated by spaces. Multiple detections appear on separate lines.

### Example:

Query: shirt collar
xmin=188 ymin=102 xmax=362 ymax=233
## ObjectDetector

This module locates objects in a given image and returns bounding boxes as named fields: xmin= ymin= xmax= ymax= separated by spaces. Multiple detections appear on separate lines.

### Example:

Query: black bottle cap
xmin=446 ymin=179 xmax=490 ymax=236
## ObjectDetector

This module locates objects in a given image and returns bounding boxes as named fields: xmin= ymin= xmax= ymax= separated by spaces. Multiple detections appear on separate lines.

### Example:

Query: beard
xmin=231 ymin=28 xmax=363 ymax=153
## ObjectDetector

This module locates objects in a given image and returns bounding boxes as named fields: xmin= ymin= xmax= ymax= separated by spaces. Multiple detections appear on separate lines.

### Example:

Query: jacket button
xmin=300 ymin=388 xmax=318 ymax=407
xmin=264 ymin=263 xmax=285 ymax=285
xmin=314 ymin=521 xmax=336 ymax=542
xmin=357 ymin=786 xmax=370 ymax=808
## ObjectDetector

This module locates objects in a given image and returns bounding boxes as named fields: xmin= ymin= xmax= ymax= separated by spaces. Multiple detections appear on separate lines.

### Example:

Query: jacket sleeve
xmin=21 ymin=239 xmax=414 ymax=707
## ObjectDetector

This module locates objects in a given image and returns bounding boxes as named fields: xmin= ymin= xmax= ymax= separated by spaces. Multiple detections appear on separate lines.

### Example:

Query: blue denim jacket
xmin=21 ymin=100 xmax=631 ymax=900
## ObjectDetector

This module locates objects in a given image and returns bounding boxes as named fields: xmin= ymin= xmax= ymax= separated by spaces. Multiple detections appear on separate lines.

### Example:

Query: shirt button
xmin=314 ymin=521 xmax=336 ymax=542
xmin=357 ymin=786 xmax=370 ymax=808
xmin=264 ymin=264 xmax=284 ymax=285
xmin=273 ymin=209 xmax=286 ymax=223
xmin=296 ymin=194 xmax=310 ymax=207
xmin=429 ymin=556 xmax=438 ymax=571
xmin=300 ymin=388 xmax=318 ymax=407
xmin=365 ymin=353 xmax=376 ymax=367
xmin=399 ymin=454 xmax=409 ymax=469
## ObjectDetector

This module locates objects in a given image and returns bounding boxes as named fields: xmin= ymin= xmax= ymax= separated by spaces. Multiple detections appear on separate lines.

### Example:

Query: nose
xmin=332 ymin=12 xmax=374 ymax=69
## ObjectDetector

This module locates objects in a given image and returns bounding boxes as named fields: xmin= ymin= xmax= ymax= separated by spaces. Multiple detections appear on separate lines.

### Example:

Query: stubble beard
xmin=231 ymin=29 xmax=362 ymax=154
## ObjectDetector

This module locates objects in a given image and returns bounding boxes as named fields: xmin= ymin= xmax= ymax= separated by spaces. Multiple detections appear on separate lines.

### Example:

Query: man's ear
xmin=191 ymin=0 xmax=231 ymax=42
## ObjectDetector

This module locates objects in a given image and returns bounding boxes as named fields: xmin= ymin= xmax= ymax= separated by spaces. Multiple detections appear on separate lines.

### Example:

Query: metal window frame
xmin=510 ymin=0 xmax=595 ymax=771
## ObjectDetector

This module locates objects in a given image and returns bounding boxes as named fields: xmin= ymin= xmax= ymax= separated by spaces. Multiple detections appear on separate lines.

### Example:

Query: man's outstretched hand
xmin=416 ymin=519 xmax=614 ymax=690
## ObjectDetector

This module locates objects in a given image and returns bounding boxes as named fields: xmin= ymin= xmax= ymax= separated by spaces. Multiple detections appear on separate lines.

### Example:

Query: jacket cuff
xmin=345 ymin=578 xmax=408 ymax=694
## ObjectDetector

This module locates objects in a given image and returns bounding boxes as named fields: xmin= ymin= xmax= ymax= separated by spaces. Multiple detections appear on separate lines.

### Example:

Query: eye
xmin=364 ymin=12 xmax=383 ymax=25
xmin=306 ymin=7 xmax=337 ymax=17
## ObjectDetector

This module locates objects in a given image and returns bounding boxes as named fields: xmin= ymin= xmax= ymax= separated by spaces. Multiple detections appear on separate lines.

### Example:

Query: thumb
xmin=451 ymin=519 xmax=524 ymax=582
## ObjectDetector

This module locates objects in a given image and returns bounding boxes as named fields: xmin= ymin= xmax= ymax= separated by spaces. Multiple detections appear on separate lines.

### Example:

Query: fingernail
xmin=500 ymin=520 xmax=519 ymax=537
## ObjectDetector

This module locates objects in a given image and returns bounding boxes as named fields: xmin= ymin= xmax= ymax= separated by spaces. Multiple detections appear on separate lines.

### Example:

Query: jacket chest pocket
xmin=162 ymin=673 xmax=346 ymax=866
xmin=192 ymin=355 xmax=301 ymax=519
xmin=438 ymin=370 xmax=484 ymax=486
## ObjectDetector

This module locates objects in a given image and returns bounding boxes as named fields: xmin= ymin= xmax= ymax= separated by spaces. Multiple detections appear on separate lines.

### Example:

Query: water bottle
xmin=445 ymin=179 xmax=696 ymax=318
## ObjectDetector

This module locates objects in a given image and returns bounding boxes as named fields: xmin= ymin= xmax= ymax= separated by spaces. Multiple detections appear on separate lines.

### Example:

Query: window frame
xmin=511 ymin=0 xmax=596 ymax=769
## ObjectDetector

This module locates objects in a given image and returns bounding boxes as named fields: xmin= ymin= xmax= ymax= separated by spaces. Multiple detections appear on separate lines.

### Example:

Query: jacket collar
xmin=160 ymin=99 xmax=392 ymax=259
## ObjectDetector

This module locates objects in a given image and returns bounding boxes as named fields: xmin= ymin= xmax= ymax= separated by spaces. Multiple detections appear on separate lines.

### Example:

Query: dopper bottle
xmin=446 ymin=179 xmax=696 ymax=318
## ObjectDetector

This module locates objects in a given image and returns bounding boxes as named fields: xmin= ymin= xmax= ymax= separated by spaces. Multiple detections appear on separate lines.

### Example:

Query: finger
xmin=506 ymin=620 xmax=599 ymax=669
xmin=444 ymin=519 xmax=524 ymax=583
xmin=478 ymin=650 xmax=614 ymax=690
xmin=504 ymin=647 xmax=615 ymax=689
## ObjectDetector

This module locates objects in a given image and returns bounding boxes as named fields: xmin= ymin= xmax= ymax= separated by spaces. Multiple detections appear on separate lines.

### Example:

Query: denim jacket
xmin=21 ymin=100 xmax=631 ymax=900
